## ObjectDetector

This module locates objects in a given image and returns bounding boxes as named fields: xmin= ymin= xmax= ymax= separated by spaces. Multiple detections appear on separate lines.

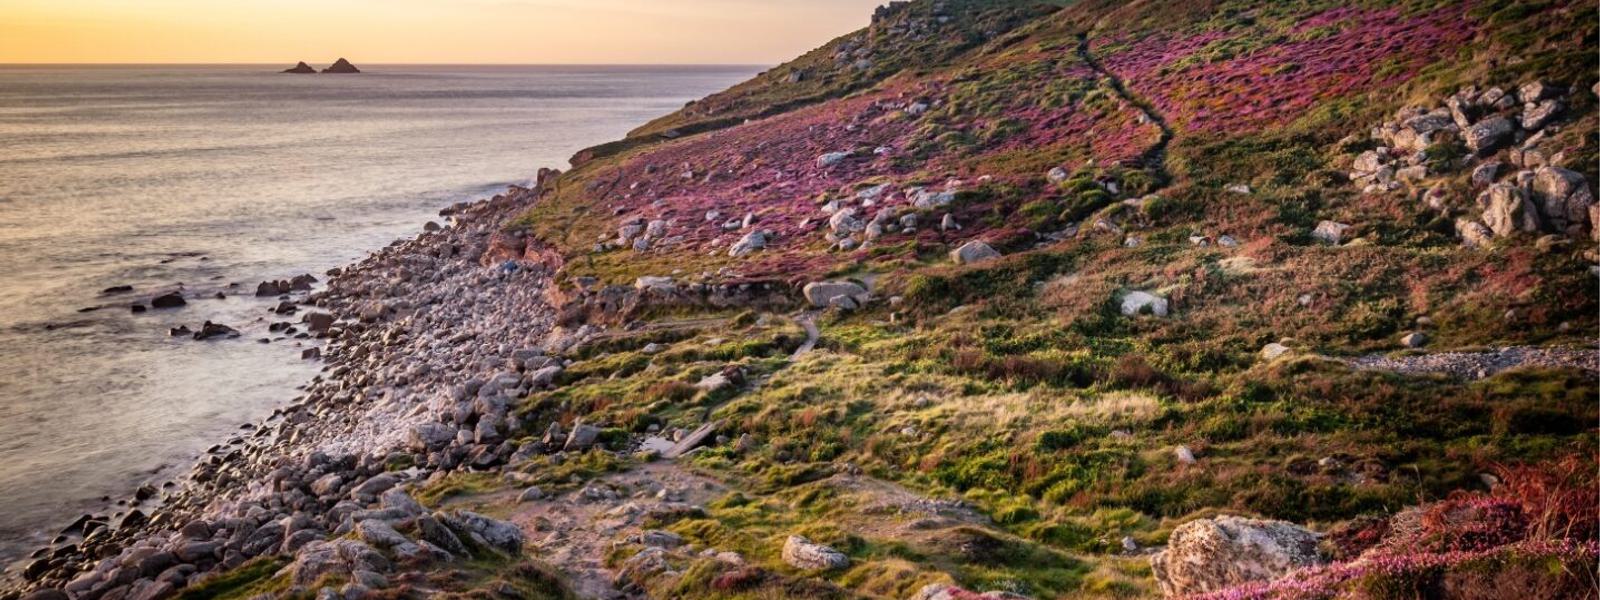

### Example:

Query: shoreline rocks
xmin=2 ymin=181 xmax=565 ymax=599
xmin=149 ymin=293 xmax=186 ymax=309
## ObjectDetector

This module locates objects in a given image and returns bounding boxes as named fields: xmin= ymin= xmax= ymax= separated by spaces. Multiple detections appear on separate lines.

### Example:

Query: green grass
xmin=175 ymin=557 xmax=291 ymax=600
xmin=477 ymin=0 xmax=1600 ymax=596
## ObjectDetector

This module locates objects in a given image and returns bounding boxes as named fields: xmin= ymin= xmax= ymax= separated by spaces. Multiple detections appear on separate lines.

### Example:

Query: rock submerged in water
xmin=322 ymin=58 xmax=361 ymax=74
xmin=193 ymin=321 xmax=240 ymax=341
xmin=282 ymin=61 xmax=316 ymax=74
xmin=150 ymin=292 xmax=186 ymax=309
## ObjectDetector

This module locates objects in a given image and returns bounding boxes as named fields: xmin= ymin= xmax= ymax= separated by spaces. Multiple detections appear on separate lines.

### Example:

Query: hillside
xmin=504 ymin=0 xmax=1599 ymax=597
xmin=9 ymin=1 xmax=1595 ymax=600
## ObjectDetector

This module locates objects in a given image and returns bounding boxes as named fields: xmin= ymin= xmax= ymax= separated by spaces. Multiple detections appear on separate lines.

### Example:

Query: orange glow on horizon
xmin=0 ymin=0 xmax=887 ymax=64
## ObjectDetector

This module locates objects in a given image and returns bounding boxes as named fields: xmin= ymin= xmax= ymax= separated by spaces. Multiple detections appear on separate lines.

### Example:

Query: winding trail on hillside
xmin=1075 ymin=33 xmax=1174 ymax=180
xmin=790 ymin=313 xmax=821 ymax=361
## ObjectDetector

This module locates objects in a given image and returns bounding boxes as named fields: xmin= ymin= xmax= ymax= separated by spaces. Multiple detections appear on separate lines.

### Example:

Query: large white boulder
xmin=1120 ymin=291 xmax=1169 ymax=317
xmin=950 ymin=240 xmax=1001 ymax=265
xmin=781 ymin=535 xmax=849 ymax=571
xmin=1311 ymin=220 xmax=1351 ymax=245
xmin=802 ymin=281 xmax=868 ymax=308
xmin=1149 ymin=516 xmax=1324 ymax=597
xmin=816 ymin=152 xmax=850 ymax=168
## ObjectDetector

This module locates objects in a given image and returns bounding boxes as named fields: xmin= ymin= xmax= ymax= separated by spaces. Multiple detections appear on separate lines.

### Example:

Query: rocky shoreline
xmin=3 ymin=170 xmax=582 ymax=600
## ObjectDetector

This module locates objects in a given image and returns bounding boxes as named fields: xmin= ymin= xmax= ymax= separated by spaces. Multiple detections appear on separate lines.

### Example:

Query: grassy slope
xmin=500 ymin=1 xmax=1597 ymax=598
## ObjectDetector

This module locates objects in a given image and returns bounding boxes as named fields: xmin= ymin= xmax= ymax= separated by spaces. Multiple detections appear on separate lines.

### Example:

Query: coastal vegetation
xmin=8 ymin=0 xmax=1596 ymax=599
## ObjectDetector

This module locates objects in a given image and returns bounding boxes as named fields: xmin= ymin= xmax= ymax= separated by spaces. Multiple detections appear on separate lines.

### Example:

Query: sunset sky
xmin=0 ymin=0 xmax=888 ymax=64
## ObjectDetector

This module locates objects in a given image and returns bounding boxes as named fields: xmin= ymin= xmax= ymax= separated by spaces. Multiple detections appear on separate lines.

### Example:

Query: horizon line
xmin=0 ymin=61 xmax=773 ymax=67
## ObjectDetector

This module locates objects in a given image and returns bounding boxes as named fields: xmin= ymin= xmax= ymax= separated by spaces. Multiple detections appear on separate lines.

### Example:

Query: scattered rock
xmin=563 ymin=422 xmax=602 ymax=452
xmin=728 ymin=230 xmax=768 ymax=257
xmin=440 ymin=511 xmax=523 ymax=555
xmin=304 ymin=313 xmax=336 ymax=334
xmin=1470 ymin=162 xmax=1502 ymax=188
xmin=192 ymin=321 xmax=240 ymax=341
xmin=949 ymin=240 xmax=1001 ymax=265
xmin=664 ymin=421 xmax=721 ymax=459
xmin=1261 ymin=343 xmax=1291 ymax=360
xmin=780 ymin=535 xmax=849 ymax=571
xmin=150 ymin=293 xmax=186 ymax=309
xmin=1311 ymin=221 xmax=1351 ymax=245
xmin=816 ymin=152 xmax=850 ymax=168
xmin=517 ymin=487 xmax=545 ymax=503
xmin=1401 ymin=332 xmax=1429 ymax=349
xmin=802 ymin=281 xmax=868 ymax=308
xmin=1119 ymin=291 xmax=1168 ymax=317
xmin=1455 ymin=218 xmax=1494 ymax=247
xmin=940 ymin=214 xmax=960 ymax=231
xmin=1463 ymin=116 xmax=1513 ymax=155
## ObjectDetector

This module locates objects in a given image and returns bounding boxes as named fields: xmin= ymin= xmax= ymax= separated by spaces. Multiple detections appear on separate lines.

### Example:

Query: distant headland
xmin=282 ymin=58 xmax=361 ymax=74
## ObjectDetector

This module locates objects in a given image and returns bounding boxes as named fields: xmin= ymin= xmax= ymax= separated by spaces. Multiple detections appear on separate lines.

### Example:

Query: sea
xmin=0 ymin=64 xmax=758 ymax=566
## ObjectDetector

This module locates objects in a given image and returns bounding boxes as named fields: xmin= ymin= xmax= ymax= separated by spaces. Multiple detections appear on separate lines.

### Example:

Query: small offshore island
xmin=283 ymin=59 xmax=361 ymax=74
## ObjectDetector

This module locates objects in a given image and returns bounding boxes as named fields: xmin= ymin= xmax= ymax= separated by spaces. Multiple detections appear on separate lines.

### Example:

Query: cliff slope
xmin=502 ymin=0 xmax=1598 ymax=597
xmin=13 ymin=1 xmax=1596 ymax=600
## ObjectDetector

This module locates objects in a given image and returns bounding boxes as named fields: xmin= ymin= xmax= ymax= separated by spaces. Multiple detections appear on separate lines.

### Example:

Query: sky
xmin=0 ymin=0 xmax=890 ymax=64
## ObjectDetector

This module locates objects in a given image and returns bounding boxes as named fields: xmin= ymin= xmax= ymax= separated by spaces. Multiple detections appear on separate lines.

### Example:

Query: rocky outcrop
xmin=322 ymin=58 xmax=361 ymax=74
xmin=282 ymin=62 xmax=316 ymax=74
xmin=1479 ymin=182 xmax=1541 ymax=237
xmin=1353 ymin=80 xmax=1593 ymax=245
xmin=1149 ymin=516 xmax=1324 ymax=597
xmin=1530 ymin=166 xmax=1595 ymax=235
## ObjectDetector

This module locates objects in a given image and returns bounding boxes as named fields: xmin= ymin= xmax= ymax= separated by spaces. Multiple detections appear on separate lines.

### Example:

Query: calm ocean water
xmin=0 ymin=64 xmax=756 ymax=564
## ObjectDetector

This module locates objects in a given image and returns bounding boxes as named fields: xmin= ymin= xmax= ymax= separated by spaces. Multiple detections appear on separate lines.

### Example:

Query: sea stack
xmin=322 ymin=58 xmax=361 ymax=74
xmin=282 ymin=61 xmax=316 ymax=74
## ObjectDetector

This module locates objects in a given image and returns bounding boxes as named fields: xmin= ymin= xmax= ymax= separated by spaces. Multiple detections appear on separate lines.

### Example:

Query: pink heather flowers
xmin=1187 ymin=539 xmax=1599 ymax=600
xmin=1095 ymin=4 xmax=1477 ymax=134
xmin=598 ymin=56 xmax=1158 ymax=278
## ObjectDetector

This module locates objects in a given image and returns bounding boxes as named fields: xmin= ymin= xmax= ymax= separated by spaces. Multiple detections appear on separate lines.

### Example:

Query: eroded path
xmin=1076 ymin=33 xmax=1174 ymax=177
xmin=1346 ymin=345 xmax=1599 ymax=380
xmin=465 ymin=462 xmax=729 ymax=599
xmin=790 ymin=312 xmax=821 ymax=361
